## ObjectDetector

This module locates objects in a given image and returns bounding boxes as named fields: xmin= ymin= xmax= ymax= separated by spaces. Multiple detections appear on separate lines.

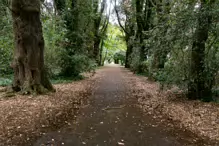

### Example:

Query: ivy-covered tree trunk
xmin=93 ymin=0 xmax=106 ymax=64
xmin=151 ymin=1 xmax=170 ymax=70
xmin=188 ymin=0 xmax=214 ymax=101
xmin=125 ymin=41 xmax=132 ymax=68
xmin=99 ymin=40 xmax=104 ymax=66
xmin=122 ymin=20 xmax=134 ymax=69
xmin=135 ymin=0 xmax=152 ymax=73
xmin=152 ymin=50 xmax=168 ymax=69
xmin=135 ymin=0 xmax=144 ymax=60
xmin=93 ymin=37 xmax=101 ymax=63
xmin=11 ymin=0 xmax=54 ymax=94
xmin=54 ymin=0 xmax=66 ymax=15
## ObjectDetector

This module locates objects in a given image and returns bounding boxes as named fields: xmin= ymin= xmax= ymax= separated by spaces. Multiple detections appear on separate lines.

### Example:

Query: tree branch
xmin=114 ymin=0 xmax=129 ymax=35
xmin=149 ymin=0 xmax=156 ymax=7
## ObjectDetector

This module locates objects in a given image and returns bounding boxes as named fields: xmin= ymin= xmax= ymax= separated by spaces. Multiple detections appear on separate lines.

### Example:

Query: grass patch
xmin=0 ymin=74 xmax=85 ymax=86
xmin=0 ymin=75 xmax=13 ymax=86
xmin=136 ymin=72 xmax=149 ymax=77
xmin=0 ymin=78 xmax=12 ymax=86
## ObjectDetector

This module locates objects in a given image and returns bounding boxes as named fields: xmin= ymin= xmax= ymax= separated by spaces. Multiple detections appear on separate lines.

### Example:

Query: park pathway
xmin=33 ymin=66 xmax=212 ymax=146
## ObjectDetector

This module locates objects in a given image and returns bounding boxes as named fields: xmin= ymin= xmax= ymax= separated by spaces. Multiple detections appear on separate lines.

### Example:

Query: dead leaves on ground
xmin=0 ymin=74 xmax=98 ymax=145
xmin=123 ymin=70 xmax=219 ymax=141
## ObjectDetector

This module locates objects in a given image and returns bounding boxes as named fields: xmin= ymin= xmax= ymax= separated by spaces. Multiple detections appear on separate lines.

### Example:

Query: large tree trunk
xmin=188 ymin=0 xmax=214 ymax=101
xmin=11 ymin=0 xmax=54 ymax=94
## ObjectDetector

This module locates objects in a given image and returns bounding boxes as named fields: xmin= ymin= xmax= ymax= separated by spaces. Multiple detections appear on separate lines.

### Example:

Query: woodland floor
xmin=0 ymin=65 xmax=219 ymax=146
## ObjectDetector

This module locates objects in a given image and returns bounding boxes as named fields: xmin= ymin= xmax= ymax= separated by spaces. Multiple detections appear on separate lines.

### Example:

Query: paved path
xmin=33 ymin=66 xmax=212 ymax=146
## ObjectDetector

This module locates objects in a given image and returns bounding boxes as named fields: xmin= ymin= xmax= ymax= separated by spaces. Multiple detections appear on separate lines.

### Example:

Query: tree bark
xmin=11 ymin=0 xmax=54 ymax=94
xmin=124 ymin=34 xmax=133 ymax=68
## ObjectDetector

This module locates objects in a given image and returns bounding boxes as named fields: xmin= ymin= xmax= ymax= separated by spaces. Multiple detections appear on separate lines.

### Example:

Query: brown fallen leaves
xmin=123 ymin=70 xmax=219 ymax=142
xmin=0 ymin=73 xmax=97 ymax=146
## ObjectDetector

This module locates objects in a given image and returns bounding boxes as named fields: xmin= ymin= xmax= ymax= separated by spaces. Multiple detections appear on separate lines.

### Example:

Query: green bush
xmin=114 ymin=51 xmax=126 ymax=65
xmin=43 ymin=16 xmax=66 ymax=77
xmin=59 ymin=54 xmax=97 ymax=77
xmin=0 ymin=10 xmax=13 ymax=76
xmin=0 ymin=77 xmax=12 ymax=86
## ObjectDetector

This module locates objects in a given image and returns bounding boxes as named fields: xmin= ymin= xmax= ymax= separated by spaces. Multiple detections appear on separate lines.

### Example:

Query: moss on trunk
xmin=11 ymin=0 xmax=54 ymax=94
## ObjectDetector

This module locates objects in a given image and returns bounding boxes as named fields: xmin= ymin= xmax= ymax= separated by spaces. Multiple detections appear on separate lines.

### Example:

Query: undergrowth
xmin=0 ymin=74 xmax=85 ymax=86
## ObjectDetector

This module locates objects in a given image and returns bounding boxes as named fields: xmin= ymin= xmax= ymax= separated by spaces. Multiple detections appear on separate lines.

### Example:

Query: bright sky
xmin=106 ymin=0 xmax=117 ymax=24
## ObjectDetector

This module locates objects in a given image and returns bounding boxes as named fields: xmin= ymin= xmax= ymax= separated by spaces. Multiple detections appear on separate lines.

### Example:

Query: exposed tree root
xmin=1 ymin=92 xmax=16 ymax=99
xmin=0 ymin=88 xmax=6 ymax=92
xmin=21 ymin=84 xmax=55 ymax=95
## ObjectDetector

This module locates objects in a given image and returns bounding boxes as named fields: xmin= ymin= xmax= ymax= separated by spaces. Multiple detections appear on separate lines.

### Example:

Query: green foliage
xmin=114 ymin=51 xmax=126 ymax=65
xmin=42 ymin=10 xmax=97 ymax=78
xmin=0 ymin=1 xmax=98 ymax=83
xmin=0 ymin=78 xmax=12 ymax=86
xmin=121 ymin=0 xmax=219 ymax=101
xmin=51 ymin=75 xmax=84 ymax=84
xmin=0 ymin=9 xmax=13 ymax=75
xmin=59 ymin=54 xmax=97 ymax=77
xmin=149 ymin=1 xmax=219 ymax=94
xmin=151 ymin=49 xmax=190 ymax=89
xmin=43 ymin=15 xmax=66 ymax=76
xmin=130 ymin=46 xmax=140 ymax=72
xmin=57 ymin=0 xmax=99 ymax=77
xmin=102 ymin=24 xmax=127 ymax=64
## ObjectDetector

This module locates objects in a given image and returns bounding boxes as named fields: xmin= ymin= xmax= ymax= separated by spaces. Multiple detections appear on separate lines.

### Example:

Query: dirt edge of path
xmin=0 ymin=73 xmax=99 ymax=146
xmin=123 ymin=69 xmax=219 ymax=143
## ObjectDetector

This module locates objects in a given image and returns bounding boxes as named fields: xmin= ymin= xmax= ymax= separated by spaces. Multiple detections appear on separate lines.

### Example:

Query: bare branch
xmin=114 ymin=0 xmax=129 ymax=35
xmin=149 ymin=0 xmax=156 ymax=7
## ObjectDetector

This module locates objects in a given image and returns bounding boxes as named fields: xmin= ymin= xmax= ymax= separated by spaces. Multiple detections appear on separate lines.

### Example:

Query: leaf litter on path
xmin=123 ymin=69 xmax=219 ymax=143
xmin=0 ymin=72 xmax=99 ymax=145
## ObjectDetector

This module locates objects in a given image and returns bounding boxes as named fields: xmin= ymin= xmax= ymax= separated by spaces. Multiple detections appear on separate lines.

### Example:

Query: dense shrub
xmin=0 ymin=10 xmax=13 ymax=76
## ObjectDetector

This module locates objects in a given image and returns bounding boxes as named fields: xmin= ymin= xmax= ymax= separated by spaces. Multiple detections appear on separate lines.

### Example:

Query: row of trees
xmin=116 ymin=0 xmax=219 ymax=101
xmin=0 ymin=0 xmax=111 ymax=94
xmin=1 ymin=0 xmax=218 ymax=101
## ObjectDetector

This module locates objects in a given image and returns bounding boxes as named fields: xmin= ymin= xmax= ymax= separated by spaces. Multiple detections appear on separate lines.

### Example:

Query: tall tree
xmin=115 ymin=0 xmax=135 ymax=68
xmin=188 ymin=0 xmax=215 ymax=101
xmin=11 ymin=0 xmax=54 ymax=93
xmin=151 ymin=0 xmax=171 ymax=70
xmin=93 ymin=0 xmax=108 ymax=64
xmin=135 ymin=0 xmax=153 ymax=72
